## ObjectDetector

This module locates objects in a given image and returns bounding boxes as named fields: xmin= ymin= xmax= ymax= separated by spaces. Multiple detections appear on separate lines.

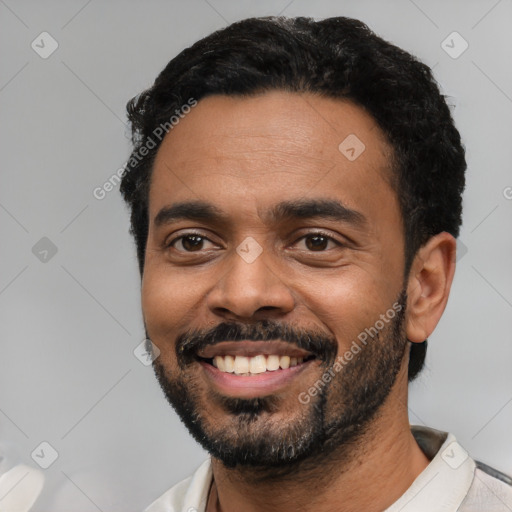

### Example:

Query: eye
xmin=295 ymin=232 xmax=341 ymax=252
xmin=167 ymin=233 xmax=217 ymax=252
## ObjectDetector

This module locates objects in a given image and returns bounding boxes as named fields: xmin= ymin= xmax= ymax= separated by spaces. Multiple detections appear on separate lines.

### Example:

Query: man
xmin=120 ymin=16 xmax=512 ymax=512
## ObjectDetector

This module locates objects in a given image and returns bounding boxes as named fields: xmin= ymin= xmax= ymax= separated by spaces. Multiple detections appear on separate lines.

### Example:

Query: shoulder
xmin=408 ymin=425 xmax=512 ymax=511
xmin=144 ymin=459 xmax=212 ymax=512
xmin=459 ymin=460 xmax=512 ymax=511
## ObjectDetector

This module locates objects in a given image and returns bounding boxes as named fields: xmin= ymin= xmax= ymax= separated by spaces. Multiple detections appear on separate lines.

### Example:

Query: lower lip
xmin=199 ymin=360 xmax=314 ymax=398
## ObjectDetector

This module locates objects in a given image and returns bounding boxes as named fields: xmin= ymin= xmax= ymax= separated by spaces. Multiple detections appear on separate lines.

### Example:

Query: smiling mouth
xmin=197 ymin=353 xmax=317 ymax=376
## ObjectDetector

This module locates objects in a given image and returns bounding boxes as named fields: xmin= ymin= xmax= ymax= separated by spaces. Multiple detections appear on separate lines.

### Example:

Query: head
xmin=120 ymin=16 xmax=465 ymax=472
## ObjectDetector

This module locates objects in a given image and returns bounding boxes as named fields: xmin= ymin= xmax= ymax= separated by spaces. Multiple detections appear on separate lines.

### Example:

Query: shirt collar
xmin=177 ymin=425 xmax=475 ymax=512
xmin=384 ymin=426 xmax=475 ymax=512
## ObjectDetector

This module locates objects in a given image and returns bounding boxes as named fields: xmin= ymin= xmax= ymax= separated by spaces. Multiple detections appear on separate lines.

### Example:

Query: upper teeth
xmin=212 ymin=354 xmax=305 ymax=375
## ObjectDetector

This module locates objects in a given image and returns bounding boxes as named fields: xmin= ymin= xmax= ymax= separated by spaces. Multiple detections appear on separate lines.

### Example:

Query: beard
xmin=148 ymin=289 xmax=409 ymax=477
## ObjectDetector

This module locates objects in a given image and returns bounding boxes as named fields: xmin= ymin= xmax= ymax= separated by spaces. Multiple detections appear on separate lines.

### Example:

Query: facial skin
xmin=141 ymin=91 xmax=456 ymax=512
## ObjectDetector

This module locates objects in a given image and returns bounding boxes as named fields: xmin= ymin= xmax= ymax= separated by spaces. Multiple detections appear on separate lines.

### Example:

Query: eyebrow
xmin=153 ymin=199 xmax=367 ymax=229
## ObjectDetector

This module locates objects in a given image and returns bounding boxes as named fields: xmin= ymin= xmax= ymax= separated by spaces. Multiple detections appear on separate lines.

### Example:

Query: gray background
xmin=0 ymin=0 xmax=511 ymax=510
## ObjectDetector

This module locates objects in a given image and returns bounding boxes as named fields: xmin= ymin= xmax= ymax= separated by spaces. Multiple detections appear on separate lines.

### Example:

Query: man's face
xmin=142 ymin=91 xmax=409 ymax=471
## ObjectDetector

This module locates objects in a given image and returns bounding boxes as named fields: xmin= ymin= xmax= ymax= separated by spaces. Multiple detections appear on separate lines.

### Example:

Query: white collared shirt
xmin=0 ymin=463 xmax=44 ymax=511
xmin=144 ymin=425 xmax=512 ymax=512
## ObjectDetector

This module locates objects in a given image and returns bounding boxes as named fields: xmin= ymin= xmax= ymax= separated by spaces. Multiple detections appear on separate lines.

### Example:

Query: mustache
xmin=175 ymin=319 xmax=338 ymax=368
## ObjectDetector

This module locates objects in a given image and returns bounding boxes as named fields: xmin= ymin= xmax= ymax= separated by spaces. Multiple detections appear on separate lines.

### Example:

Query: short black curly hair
xmin=120 ymin=16 xmax=466 ymax=381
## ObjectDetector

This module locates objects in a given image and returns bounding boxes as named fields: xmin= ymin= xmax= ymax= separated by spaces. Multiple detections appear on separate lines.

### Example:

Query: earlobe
xmin=405 ymin=232 xmax=457 ymax=343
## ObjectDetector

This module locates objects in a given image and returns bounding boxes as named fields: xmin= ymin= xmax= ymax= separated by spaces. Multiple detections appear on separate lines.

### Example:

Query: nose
xmin=206 ymin=241 xmax=295 ymax=321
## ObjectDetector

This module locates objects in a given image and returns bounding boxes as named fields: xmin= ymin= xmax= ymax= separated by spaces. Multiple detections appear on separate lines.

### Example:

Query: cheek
xmin=141 ymin=269 xmax=199 ymax=369
xmin=292 ymin=269 xmax=387 ymax=346
xmin=141 ymin=262 xmax=216 ymax=336
xmin=141 ymin=268 xmax=168 ymax=328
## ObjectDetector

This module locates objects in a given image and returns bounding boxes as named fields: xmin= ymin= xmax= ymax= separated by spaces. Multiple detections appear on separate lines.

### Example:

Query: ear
xmin=405 ymin=232 xmax=457 ymax=343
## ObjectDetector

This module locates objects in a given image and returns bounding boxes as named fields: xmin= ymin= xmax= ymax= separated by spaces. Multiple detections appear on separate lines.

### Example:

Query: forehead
xmin=149 ymin=91 xmax=398 ymax=230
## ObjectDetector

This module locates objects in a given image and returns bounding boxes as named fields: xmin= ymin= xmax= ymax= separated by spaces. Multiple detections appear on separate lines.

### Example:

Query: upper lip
xmin=197 ymin=341 xmax=313 ymax=359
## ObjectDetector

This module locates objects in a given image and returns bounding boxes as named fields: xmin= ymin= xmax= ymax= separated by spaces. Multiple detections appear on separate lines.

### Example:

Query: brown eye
xmin=181 ymin=235 xmax=204 ymax=251
xmin=305 ymin=234 xmax=330 ymax=251
xmin=169 ymin=234 xmax=214 ymax=252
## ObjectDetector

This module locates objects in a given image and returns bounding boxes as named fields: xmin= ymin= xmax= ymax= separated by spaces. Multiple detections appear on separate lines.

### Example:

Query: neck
xmin=207 ymin=366 xmax=430 ymax=512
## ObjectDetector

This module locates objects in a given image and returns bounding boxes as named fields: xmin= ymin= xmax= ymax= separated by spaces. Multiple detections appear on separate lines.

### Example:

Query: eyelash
xmin=165 ymin=230 xmax=342 ymax=252
xmin=165 ymin=231 xmax=214 ymax=251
